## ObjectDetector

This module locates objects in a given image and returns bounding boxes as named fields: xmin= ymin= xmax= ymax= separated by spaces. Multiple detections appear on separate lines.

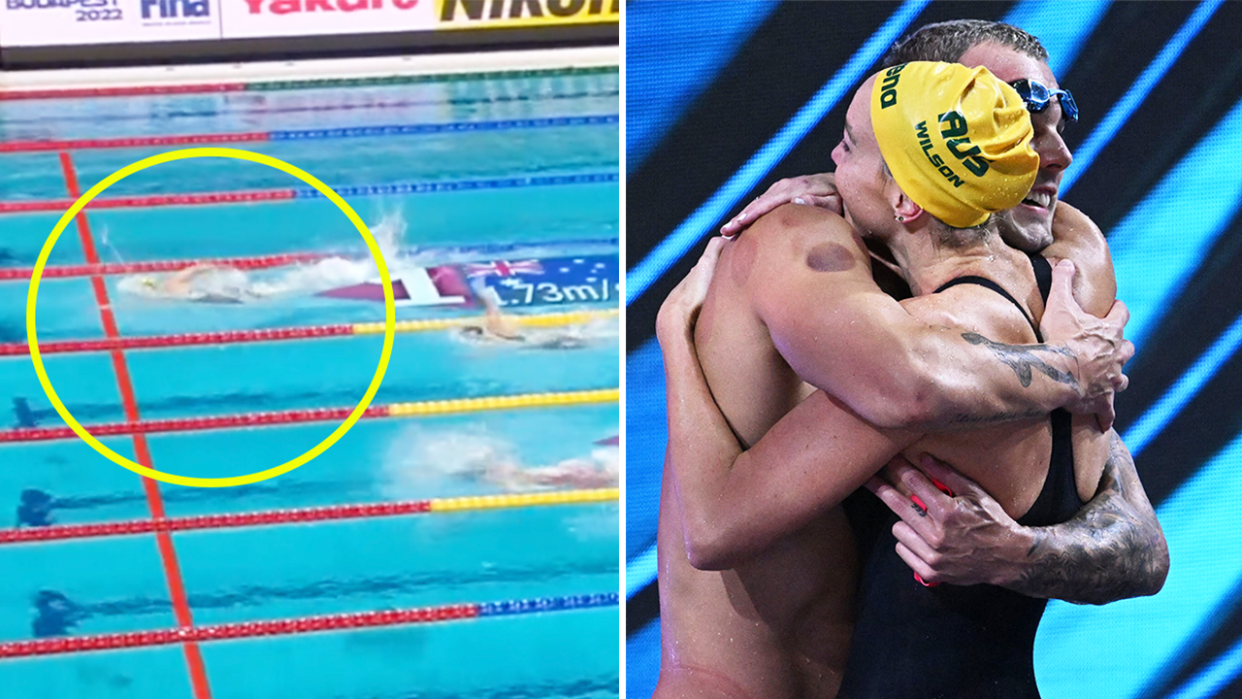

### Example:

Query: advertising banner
xmin=219 ymin=0 xmax=436 ymax=40
xmin=434 ymin=0 xmax=618 ymax=31
xmin=0 ymin=0 xmax=222 ymax=46
xmin=0 ymin=0 xmax=617 ymax=49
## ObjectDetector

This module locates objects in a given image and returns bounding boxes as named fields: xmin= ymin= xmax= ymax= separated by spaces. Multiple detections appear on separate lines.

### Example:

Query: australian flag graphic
xmin=479 ymin=255 xmax=619 ymax=308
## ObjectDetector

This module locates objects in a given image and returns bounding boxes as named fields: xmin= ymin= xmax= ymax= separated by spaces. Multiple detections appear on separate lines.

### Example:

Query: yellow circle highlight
xmin=26 ymin=147 xmax=396 ymax=488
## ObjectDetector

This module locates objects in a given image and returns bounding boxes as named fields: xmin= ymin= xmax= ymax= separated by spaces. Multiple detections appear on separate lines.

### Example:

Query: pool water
xmin=0 ymin=65 xmax=619 ymax=699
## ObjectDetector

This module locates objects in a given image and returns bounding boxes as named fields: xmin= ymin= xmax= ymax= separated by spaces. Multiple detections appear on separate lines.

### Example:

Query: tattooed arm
xmin=867 ymin=432 xmax=1168 ymax=603
xmin=1011 ymin=431 xmax=1168 ymax=603
xmin=742 ymin=205 xmax=1132 ymax=431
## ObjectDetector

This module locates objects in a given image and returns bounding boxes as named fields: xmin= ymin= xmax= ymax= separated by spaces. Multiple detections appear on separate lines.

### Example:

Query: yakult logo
xmin=244 ymin=0 xmax=417 ymax=13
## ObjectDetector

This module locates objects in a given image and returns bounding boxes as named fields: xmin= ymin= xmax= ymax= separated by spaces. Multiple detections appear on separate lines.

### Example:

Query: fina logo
xmin=141 ymin=0 xmax=210 ymax=19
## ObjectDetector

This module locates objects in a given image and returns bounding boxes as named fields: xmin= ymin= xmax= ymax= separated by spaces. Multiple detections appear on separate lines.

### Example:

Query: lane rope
xmin=0 ymin=236 xmax=619 ymax=281
xmin=0 ymin=310 xmax=619 ymax=357
xmin=0 ymin=66 xmax=619 ymax=102
xmin=0 ymin=388 xmax=620 ymax=443
xmin=0 ymin=172 xmax=619 ymax=214
xmin=0 ymin=115 xmax=619 ymax=154
xmin=0 ymin=89 xmax=620 ymax=129
xmin=0 ymin=488 xmax=619 ymax=545
xmin=0 ymin=592 xmax=621 ymax=658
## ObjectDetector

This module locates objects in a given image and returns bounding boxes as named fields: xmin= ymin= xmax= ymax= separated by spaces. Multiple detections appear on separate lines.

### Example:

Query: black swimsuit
xmin=838 ymin=253 xmax=1083 ymax=699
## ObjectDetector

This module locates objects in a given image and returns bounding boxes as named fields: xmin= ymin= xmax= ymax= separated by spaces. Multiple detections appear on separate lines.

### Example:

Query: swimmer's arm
xmin=162 ymin=263 xmax=223 ymax=295
xmin=660 ymin=316 xmax=916 ymax=568
xmin=1003 ymin=431 xmax=1168 ymax=603
xmin=1010 ymin=211 xmax=1166 ymax=601
xmin=481 ymin=288 xmax=506 ymax=335
xmin=870 ymin=438 xmax=1167 ymax=602
xmin=168 ymin=263 xmax=221 ymax=283
xmin=750 ymin=207 xmax=1124 ymax=430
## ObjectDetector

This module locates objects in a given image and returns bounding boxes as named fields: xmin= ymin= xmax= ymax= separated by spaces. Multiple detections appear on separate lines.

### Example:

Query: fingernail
xmin=914 ymin=573 xmax=940 ymax=588
xmin=910 ymin=494 xmax=927 ymax=513
xmin=930 ymin=477 xmax=954 ymax=497
xmin=794 ymin=197 xmax=806 ymax=205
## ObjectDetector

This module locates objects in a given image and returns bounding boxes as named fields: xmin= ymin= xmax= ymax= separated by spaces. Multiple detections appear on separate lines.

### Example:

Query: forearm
xmin=997 ymin=431 xmax=1169 ymax=604
xmin=658 ymin=323 xmax=748 ymax=568
xmin=878 ymin=328 xmax=1083 ymax=431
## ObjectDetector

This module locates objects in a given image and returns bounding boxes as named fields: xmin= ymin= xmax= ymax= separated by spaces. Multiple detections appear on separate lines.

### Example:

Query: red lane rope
xmin=1 ymin=500 xmax=435 ymax=544
xmin=0 ymin=604 xmax=479 ymax=659
xmin=0 ymin=252 xmax=330 ymax=281
xmin=0 ymin=132 xmax=268 ymax=153
xmin=0 ymin=83 xmax=246 ymax=101
xmin=0 ymin=189 xmax=295 ymax=214
xmin=0 ymin=325 xmax=356 ymax=357
xmin=0 ymin=405 xmax=389 ymax=443
xmin=0 ymin=488 xmax=617 ymax=545
xmin=58 ymin=152 xmax=213 ymax=699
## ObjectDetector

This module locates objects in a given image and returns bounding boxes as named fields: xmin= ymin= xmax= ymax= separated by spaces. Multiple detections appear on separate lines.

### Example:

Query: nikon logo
xmin=441 ymin=0 xmax=618 ymax=21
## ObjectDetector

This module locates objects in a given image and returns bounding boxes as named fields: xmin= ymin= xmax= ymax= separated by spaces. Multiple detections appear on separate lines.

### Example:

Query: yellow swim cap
xmin=871 ymin=61 xmax=1038 ymax=228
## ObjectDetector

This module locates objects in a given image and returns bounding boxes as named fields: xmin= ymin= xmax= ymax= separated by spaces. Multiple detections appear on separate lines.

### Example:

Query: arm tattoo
xmin=962 ymin=332 xmax=1079 ymax=389
xmin=948 ymin=408 xmax=1048 ymax=426
xmin=1008 ymin=432 xmax=1170 ymax=605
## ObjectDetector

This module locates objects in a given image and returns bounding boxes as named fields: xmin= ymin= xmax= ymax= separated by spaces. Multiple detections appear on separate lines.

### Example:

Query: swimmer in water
xmin=122 ymin=263 xmax=276 ymax=304
xmin=461 ymin=281 xmax=526 ymax=341
xmin=466 ymin=446 xmax=619 ymax=491
xmin=458 ymin=281 xmax=593 ymax=349
xmin=32 ymin=590 xmax=88 ymax=638
xmin=17 ymin=489 xmax=55 ymax=527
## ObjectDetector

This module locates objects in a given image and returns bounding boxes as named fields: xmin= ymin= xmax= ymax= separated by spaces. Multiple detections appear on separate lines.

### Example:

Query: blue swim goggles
xmin=1009 ymin=78 xmax=1079 ymax=122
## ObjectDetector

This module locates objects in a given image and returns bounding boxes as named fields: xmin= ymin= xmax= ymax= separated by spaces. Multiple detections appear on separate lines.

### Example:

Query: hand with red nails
xmin=719 ymin=173 xmax=842 ymax=239
xmin=866 ymin=453 xmax=1032 ymax=588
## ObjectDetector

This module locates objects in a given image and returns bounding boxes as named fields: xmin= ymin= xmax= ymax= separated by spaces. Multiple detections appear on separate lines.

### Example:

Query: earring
xmin=895 ymin=215 xmax=905 ymax=222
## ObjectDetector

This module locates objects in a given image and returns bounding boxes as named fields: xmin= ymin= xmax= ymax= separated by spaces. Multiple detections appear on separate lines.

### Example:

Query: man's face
xmin=831 ymin=75 xmax=894 ymax=238
xmin=958 ymin=42 xmax=1073 ymax=252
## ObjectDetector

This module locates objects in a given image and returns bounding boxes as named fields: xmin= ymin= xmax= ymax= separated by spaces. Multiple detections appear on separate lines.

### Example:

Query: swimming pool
xmin=0 ymin=57 xmax=619 ymax=699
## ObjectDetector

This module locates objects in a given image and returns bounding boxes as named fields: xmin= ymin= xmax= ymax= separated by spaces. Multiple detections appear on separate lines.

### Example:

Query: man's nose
xmin=1036 ymin=124 xmax=1073 ymax=172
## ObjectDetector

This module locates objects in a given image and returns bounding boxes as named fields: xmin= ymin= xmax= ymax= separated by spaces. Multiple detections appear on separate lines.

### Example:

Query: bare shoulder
xmin=739 ymin=203 xmax=872 ymax=277
xmin=1046 ymin=201 xmax=1116 ymax=316
xmin=1048 ymin=201 xmax=1107 ymax=261
xmin=729 ymin=204 xmax=882 ymax=337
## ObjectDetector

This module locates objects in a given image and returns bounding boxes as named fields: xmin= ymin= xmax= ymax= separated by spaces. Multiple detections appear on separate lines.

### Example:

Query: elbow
xmin=682 ymin=521 xmax=743 ymax=571
xmin=685 ymin=543 xmax=732 ymax=572
xmin=1127 ymin=515 xmax=1170 ymax=600
xmin=855 ymin=367 xmax=942 ymax=430
xmin=1142 ymin=534 xmax=1171 ymax=598
xmin=1083 ymin=520 xmax=1169 ymax=605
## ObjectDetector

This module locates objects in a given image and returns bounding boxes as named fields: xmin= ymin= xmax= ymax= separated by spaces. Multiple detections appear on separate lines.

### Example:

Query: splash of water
xmin=115 ymin=210 xmax=413 ymax=299
xmin=98 ymin=225 xmax=126 ymax=264
xmin=379 ymin=425 xmax=519 ymax=500
xmin=250 ymin=209 xmax=411 ymax=295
